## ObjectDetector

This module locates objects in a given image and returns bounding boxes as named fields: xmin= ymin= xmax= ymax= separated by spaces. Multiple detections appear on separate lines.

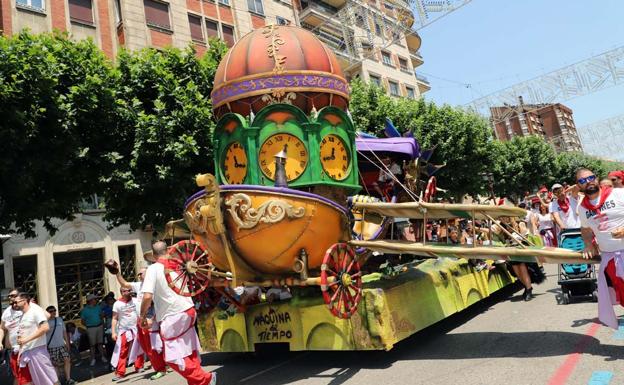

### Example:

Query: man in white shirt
xmin=110 ymin=287 xmax=143 ymax=381
xmin=140 ymin=241 xmax=216 ymax=385
xmin=15 ymin=292 xmax=59 ymax=385
xmin=107 ymin=262 xmax=167 ymax=380
xmin=549 ymin=183 xmax=581 ymax=234
xmin=0 ymin=288 xmax=22 ymax=385
xmin=578 ymin=168 xmax=624 ymax=330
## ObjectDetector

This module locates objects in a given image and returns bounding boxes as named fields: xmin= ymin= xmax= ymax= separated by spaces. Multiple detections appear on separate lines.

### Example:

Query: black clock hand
xmin=330 ymin=147 xmax=336 ymax=160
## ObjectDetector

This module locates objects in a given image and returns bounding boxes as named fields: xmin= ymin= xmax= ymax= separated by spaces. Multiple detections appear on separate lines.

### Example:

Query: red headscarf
xmin=608 ymin=170 xmax=624 ymax=180
xmin=580 ymin=187 xmax=613 ymax=212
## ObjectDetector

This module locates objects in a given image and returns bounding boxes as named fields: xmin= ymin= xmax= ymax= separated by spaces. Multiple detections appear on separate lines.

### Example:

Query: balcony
xmin=410 ymin=50 xmax=423 ymax=67
xmin=405 ymin=31 xmax=421 ymax=51
xmin=299 ymin=0 xmax=340 ymax=27
xmin=415 ymin=72 xmax=431 ymax=93
xmin=313 ymin=29 xmax=357 ymax=66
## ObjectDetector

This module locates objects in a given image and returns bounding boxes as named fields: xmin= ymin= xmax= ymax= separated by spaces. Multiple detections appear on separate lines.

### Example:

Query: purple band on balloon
xmin=185 ymin=184 xmax=348 ymax=214
xmin=211 ymin=72 xmax=350 ymax=108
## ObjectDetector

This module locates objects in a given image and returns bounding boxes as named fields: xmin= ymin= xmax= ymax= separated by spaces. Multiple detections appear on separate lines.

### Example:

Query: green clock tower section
xmin=213 ymin=103 xmax=360 ymax=194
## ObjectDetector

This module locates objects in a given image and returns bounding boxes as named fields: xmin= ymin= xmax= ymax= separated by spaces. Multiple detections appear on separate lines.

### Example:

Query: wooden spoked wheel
xmin=193 ymin=288 xmax=223 ymax=313
xmin=424 ymin=176 xmax=437 ymax=202
xmin=320 ymin=243 xmax=362 ymax=319
xmin=165 ymin=240 xmax=213 ymax=297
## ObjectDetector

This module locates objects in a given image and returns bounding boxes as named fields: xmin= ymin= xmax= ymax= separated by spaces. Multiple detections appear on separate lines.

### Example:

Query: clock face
xmin=222 ymin=142 xmax=247 ymax=184
xmin=258 ymin=133 xmax=308 ymax=181
xmin=320 ymin=134 xmax=350 ymax=181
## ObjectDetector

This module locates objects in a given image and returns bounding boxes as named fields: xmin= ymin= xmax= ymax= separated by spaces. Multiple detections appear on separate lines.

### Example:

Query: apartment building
xmin=1 ymin=0 xmax=429 ymax=98
xmin=490 ymin=99 xmax=583 ymax=152
xmin=298 ymin=0 xmax=429 ymax=98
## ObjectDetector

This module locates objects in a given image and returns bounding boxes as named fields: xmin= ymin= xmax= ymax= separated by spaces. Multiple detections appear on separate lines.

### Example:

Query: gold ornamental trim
xmin=225 ymin=193 xmax=306 ymax=231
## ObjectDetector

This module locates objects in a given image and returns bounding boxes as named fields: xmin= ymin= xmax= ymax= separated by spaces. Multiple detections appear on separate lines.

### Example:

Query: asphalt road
xmin=4 ymin=264 xmax=623 ymax=385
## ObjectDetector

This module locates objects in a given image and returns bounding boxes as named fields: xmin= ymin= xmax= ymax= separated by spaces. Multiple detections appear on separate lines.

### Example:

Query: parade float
xmin=162 ymin=25 xmax=593 ymax=352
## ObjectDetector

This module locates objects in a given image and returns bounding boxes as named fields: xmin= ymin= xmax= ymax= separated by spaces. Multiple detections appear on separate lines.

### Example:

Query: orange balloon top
xmin=211 ymin=25 xmax=350 ymax=119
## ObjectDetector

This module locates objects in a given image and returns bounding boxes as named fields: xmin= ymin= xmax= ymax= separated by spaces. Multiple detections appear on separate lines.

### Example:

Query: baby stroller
xmin=557 ymin=229 xmax=597 ymax=304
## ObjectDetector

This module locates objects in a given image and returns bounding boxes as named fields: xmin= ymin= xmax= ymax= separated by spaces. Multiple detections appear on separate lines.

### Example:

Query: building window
xmin=369 ymin=74 xmax=381 ymax=87
xmin=374 ymin=22 xmax=381 ymax=36
xmin=222 ymin=24 xmax=235 ymax=47
xmin=388 ymin=81 xmax=400 ymax=96
xmin=399 ymin=57 xmax=409 ymax=72
xmin=247 ymin=0 xmax=264 ymax=15
xmin=381 ymin=51 xmax=393 ymax=66
xmin=144 ymin=0 xmax=171 ymax=30
xmin=276 ymin=16 xmax=290 ymax=25
xmin=68 ymin=0 xmax=94 ymax=25
xmin=219 ymin=0 xmax=230 ymax=5
xmin=206 ymin=19 xmax=219 ymax=38
xmin=16 ymin=0 xmax=45 ymax=11
xmin=406 ymin=86 xmax=415 ymax=99
xmin=113 ymin=0 xmax=122 ymax=24
xmin=188 ymin=14 xmax=204 ymax=42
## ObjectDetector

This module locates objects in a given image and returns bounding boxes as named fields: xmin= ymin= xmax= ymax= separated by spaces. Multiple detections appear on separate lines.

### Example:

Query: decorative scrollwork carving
xmin=263 ymin=24 xmax=287 ymax=74
xmin=225 ymin=193 xmax=305 ymax=230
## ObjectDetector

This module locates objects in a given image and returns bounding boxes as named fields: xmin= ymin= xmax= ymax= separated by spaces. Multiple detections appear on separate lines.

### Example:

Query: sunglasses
xmin=578 ymin=175 xmax=596 ymax=184
xmin=47 ymin=309 xmax=56 ymax=312
xmin=611 ymin=178 xmax=618 ymax=182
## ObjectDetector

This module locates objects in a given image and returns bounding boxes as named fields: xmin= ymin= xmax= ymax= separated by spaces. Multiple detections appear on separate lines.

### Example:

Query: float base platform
xmin=197 ymin=258 xmax=514 ymax=352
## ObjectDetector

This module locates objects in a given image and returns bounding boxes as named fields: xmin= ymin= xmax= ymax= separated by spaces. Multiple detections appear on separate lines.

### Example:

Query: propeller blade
xmin=384 ymin=118 xmax=401 ymax=138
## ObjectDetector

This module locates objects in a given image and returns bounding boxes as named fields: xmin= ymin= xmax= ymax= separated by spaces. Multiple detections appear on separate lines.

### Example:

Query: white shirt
xmin=141 ymin=262 xmax=193 ymax=322
xmin=378 ymin=163 xmax=402 ymax=183
xmin=112 ymin=298 xmax=139 ymax=332
xmin=579 ymin=188 xmax=624 ymax=252
xmin=1 ymin=306 xmax=23 ymax=352
xmin=46 ymin=317 xmax=66 ymax=349
xmin=18 ymin=303 xmax=48 ymax=352
xmin=549 ymin=196 xmax=581 ymax=229
xmin=536 ymin=213 xmax=554 ymax=231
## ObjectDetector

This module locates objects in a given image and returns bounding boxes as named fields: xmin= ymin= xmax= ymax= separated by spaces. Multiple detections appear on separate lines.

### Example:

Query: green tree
xmin=0 ymin=31 xmax=118 ymax=236
xmin=349 ymin=79 xmax=493 ymax=199
xmin=553 ymin=151 xmax=609 ymax=184
xmin=490 ymin=135 xmax=557 ymax=201
xmin=100 ymin=41 xmax=228 ymax=230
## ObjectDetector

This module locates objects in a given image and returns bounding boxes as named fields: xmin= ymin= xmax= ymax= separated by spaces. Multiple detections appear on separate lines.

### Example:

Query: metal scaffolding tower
xmin=466 ymin=45 xmax=624 ymax=121
xmin=578 ymin=114 xmax=624 ymax=161
xmin=307 ymin=0 xmax=471 ymax=65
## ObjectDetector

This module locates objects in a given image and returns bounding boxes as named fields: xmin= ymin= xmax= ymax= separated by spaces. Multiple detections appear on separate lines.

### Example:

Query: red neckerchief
xmin=158 ymin=257 xmax=177 ymax=270
xmin=581 ymin=187 xmax=613 ymax=212
xmin=557 ymin=196 xmax=570 ymax=213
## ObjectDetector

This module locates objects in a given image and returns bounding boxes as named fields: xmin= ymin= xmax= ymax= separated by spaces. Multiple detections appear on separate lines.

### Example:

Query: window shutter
xmin=69 ymin=0 xmax=94 ymax=24
xmin=144 ymin=0 xmax=171 ymax=29
xmin=188 ymin=14 xmax=203 ymax=41
xmin=222 ymin=24 xmax=235 ymax=47
xmin=206 ymin=19 xmax=219 ymax=38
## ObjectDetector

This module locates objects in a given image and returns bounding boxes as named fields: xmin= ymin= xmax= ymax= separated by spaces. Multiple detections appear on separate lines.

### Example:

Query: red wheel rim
xmin=164 ymin=240 xmax=212 ymax=297
xmin=424 ymin=176 xmax=437 ymax=202
xmin=320 ymin=243 xmax=362 ymax=318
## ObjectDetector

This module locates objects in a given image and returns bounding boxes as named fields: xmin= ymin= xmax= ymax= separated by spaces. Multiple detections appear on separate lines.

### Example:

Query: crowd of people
xmin=2 ymin=166 xmax=624 ymax=385
xmin=0 ymin=240 xmax=217 ymax=385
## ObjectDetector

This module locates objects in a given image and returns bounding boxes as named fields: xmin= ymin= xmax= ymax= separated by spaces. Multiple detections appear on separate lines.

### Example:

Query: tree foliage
xmin=0 ymin=31 xmax=118 ymax=236
xmin=553 ymin=151 xmax=611 ymax=185
xmin=489 ymin=136 xmax=557 ymax=201
xmin=100 ymin=42 xmax=227 ymax=230
xmin=349 ymin=79 xmax=493 ymax=199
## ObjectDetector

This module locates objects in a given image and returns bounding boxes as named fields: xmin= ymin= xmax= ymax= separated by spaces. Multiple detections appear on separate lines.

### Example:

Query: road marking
xmin=240 ymin=352 xmax=310 ymax=382
xmin=546 ymin=322 xmax=601 ymax=385
xmin=587 ymin=371 xmax=613 ymax=385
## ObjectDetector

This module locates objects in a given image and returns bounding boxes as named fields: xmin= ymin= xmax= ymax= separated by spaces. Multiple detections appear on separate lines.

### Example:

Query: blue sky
xmin=417 ymin=0 xmax=624 ymax=128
